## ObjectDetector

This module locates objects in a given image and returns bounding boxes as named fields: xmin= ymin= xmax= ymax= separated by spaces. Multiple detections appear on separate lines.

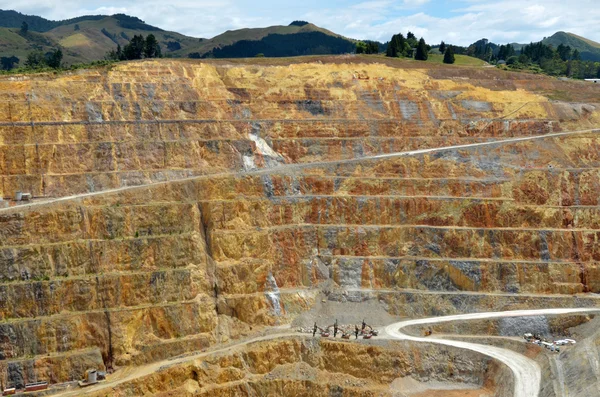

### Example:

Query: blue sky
xmin=2 ymin=0 xmax=599 ymax=46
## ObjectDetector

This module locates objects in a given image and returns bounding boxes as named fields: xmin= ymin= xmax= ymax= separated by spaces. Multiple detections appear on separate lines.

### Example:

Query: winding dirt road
xmin=384 ymin=308 xmax=600 ymax=397
xmin=2 ymin=127 xmax=599 ymax=214
xmin=52 ymin=307 xmax=600 ymax=397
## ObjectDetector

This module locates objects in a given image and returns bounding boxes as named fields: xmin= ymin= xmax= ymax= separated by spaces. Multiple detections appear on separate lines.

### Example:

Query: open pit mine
xmin=1 ymin=57 xmax=600 ymax=397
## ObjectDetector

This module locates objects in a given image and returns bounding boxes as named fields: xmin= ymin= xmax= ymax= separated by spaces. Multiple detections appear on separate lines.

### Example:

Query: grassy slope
xmin=0 ymin=16 xmax=200 ymax=64
xmin=425 ymin=53 xmax=487 ymax=66
xmin=0 ymin=27 xmax=83 ymax=65
xmin=543 ymin=32 xmax=600 ymax=50
xmin=170 ymin=23 xmax=346 ymax=57
xmin=46 ymin=17 xmax=200 ymax=63
xmin=542 ymin=32 xmax=600 ymax=61
xmin=0 ymin=17 xmax=348 ymax=64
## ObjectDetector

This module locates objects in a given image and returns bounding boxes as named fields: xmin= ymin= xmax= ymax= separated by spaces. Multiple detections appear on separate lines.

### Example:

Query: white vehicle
xmin=554 ymin=339 xmax=576 ymax=346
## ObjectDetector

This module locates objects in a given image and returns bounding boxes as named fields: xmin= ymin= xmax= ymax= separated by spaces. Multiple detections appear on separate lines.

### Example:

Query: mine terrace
xmin=0 ymin=56 xmax=600 ymax=397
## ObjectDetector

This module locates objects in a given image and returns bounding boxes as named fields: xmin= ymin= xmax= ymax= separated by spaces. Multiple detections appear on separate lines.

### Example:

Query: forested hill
xmin=541 ymin=32 xmax=600 ymax=61
xmin=0 ymin=11 xmax=360 ymax=67
xmin=202 ymin=31 xmax=355 ymax=58
xmin=0 ymin=10 xmax=106 ymax=31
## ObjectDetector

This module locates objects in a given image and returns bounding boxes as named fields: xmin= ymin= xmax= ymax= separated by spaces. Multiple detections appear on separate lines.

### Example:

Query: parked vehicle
xmin=554 ymin=339 xmax=576 ymax=346
xmin=25 ymin=382 xmax=48 ymax=392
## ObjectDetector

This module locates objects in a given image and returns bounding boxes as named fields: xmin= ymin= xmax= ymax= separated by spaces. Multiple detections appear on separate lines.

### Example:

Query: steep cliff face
xmin=0 ymin=59 xmax=599 ymax=391
xmin=86 ymin=338 xmax=506 ymax=397
xmin=0 ymin=60 xmax=598 ymax=199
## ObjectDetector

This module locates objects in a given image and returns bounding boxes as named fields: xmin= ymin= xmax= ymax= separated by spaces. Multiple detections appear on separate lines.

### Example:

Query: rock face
xmin=0 ymin=60 xmax=598 ymax=199
xmin=86 ymin=337 xmax=507 ymax=397
xmin=0 ymin=59 xmax=599 ymax=390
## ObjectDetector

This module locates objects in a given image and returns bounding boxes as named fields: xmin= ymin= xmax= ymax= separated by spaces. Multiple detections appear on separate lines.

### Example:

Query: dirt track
xmin=2 ymin=126 xmax=599 ymax=215
xmin=384 ymin=308 xmax=600 ymax=397
xmin=52 ymin=308 xmax=600 ymax=397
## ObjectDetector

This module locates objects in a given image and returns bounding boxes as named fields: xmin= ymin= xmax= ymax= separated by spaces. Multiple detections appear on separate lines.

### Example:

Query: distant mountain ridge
xmin=510 ymin=32 xmax=600 ymax=61
xmin=541 ymin=32 xmax=600 ymax=61
xmin=0 ymin=10 xmax=163 ymax=32
xmin=0 ymin=10 xmax=107 ymax=31
xmin=0 ymin=9 xmax=599 ymax=67
xmin=0 ymin=10 xmax=361 ymax=66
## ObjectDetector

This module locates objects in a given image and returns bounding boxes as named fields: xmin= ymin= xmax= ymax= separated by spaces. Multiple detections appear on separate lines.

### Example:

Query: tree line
xmin=355 ymin=41 xmax=379 ymax=54
xmin=1 ymin=48 xmax=63 ymax=72
xmin=106 ymin=34 xmax=162 ymax=61
xmin=384 ymin=33 xmax=456 ymax=64
xmin=1 ymin=31 xmax=162 ymax=73
xmin=447 ymin=38 xmax=600 ymax=79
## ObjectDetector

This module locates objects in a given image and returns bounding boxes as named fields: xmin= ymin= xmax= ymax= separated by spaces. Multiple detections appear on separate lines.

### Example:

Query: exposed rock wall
xmin=3 ymin=130 xmax=600 ymax=386
xmin=1 ymin=60 xmax=598 ymax=199
xmin=0 ymin=60 xmax=599 ymax=388
xmin=86 ymin=337 xmax=503 ymax=397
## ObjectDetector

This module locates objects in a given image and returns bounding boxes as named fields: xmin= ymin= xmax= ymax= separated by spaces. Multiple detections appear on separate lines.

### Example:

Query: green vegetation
xmin=356 ymin=41 xmax=379 ymax=54
xmin=415 ymin=38 xmax=428 ymax=61
xmin=204 ymin=31 xmax=355 ymax=58
xmin=0 ymin=56 xmax=19 ymax=70
xmin=46 ymin=48 xmax=63 ymax=68
xmin=443 ymin=46 xmax=455 ymax=64
xmin=106 ymin=34 xmax=162 ymax=60
xmin=436 ymin=35 xmax=600 ymax=78
xmin=439 ymin=41 xmax=446 ymax=54
xmin=385 ymin=32 xmax=420 ymax=58
xmin=386 ymin=33 xmax=410 ymax=57
xmin=22 ymin=48 xmax=62 ymax=69
xmin=542 ymin=32 xmax=600 ymax=61
xmin=112 ymin=14 xmax=162 ymax=31
xmin=499 ymin=41 xmax=600 ymax=78
xmin=144 ymin=34 xmax=161 ymax=58
xmin=385 ymin=32 xmax=427 ymax=60
xmin=0 ymin=50 xmax=100 ymax=75
xmin=422 ymin=53 xmax=486 ymax=66
xmin=0 ymin=9 xmax=106 ymax=32
xmin=0 ymin=9 xmax=598 ymax=80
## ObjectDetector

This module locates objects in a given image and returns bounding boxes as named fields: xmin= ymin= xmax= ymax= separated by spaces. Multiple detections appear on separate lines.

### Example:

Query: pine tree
xmin=443 ymin=46 xmax=455 ymax=64
xmin=439 ymin=41 xmax=446 ymax=54
xmin=144 ymin=34 xmax=161 ymax=58
xmin=46 ymin=48 xmax=63 ymax=68
xmin=20 ymin=21 xmax=28 ymax=35
xmin=386 ymin=35 xmax=399 ymax=57
xmin=406 ymin=32 xmax=418 ymax=48
xmin=365 ymin=41 xmax=379 ymax=54
xmin=386 ymin=33 xmax=407 ymax=57
xmin=0 ymin=56 xmax=19 ymax=71
xmin=572 ymin=49 xmax=581 ymax=61
xmin=123 ymin=35 xmax=145 ymax=60
xmin=415 ymin=38 xmax=428 ymax=61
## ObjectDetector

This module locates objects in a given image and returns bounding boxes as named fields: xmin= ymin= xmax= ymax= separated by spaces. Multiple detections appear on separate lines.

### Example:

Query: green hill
xmin=541 ymin=31 xmax=600 ymax=61
xmin=0 ymin=11 xmax=358 ymax=66
xmin=0 ymin=10 xmax=106 ymax=32
xmin=183 ymin=23 xmax=356 ymax=58
xmin=0 ymin=11 xmax=200 ymax=66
